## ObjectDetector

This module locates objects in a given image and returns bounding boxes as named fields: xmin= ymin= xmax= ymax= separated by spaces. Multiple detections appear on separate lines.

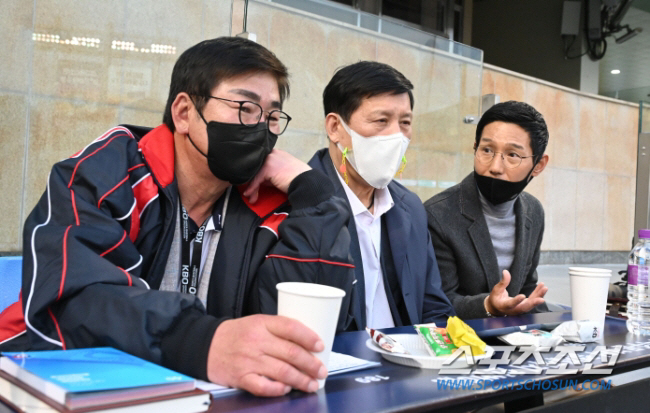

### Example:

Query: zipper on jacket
xmin=234 ymin=210 xmax=265 ymax=317
xmin=233 ymin=204 xmax=289 ymax=317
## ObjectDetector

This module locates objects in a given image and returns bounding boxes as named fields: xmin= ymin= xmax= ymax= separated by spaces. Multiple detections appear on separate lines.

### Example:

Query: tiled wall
xmin=0 ymin=0 xmax=639 ymax=254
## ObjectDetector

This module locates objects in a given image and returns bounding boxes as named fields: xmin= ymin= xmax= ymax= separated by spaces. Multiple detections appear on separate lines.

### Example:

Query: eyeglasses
xmin=475 ymin=145 xmax=535 ymax=169
xmin=204 ymin=96 xmax=291 ymax=135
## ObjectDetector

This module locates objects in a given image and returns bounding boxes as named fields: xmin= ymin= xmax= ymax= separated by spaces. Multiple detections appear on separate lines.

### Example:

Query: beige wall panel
xmin=32 ymin=47 xmax=114 ymax=103
xmin=232 ymin=0 xmax=245 ymax=35
xmin=118 ymin=0 xmax=223 ymax=110
xmin=481 ymin=69 xmax=496 ymax=96
xmin=417 ymin=53 xmax=461 ymax=112
xmin=269 ymin=11 xmax=327 ymax=132
xmin=416 ymin=150 xmax=459 ymax=188
xmin=461 ymin=64 xmax=482 ymax=109
xmin=575 ymin=171 xmax=606 ymax=250
xmin=605 ymin=102 xmax=638 ymax=177
xmin=120 ymin=108 xmax=164 ymax=128
xmin=492 ymin=71 xmax=525 ymax=103
xmin=275 ymin=131 xmax=323 ymax=163
xmin=115 ymin=55 xmax=176 ymax=110
xmin=526 ymin=167 xmax=552 ymax=251
xmin=577 ymin=97 xmax=607 ymax=172
xmin=124 ymin=0 xmax=204 ymax=50
xmin=25 ymin=99 xmax=119 ymax=214
xmin=457 ymin=122 xmax=477 ymax=156
xmin=415 ymin=104 xmax=461 ymax=154
xmin=415 ymin=55 xmax=461 ymax=153
xmin=459 ymin=64 xmax=482 ymax=154
xmin=605 ymin=175 xmax=635 ymax=250
xmin=325 ymin=28 xmax=378 ymax=81
xmin=0 ymin=94 xmax=28 ymax=251
xmin=0 ymin=0 xmax=33 ymax=92
xmin=34 ymin=0 xmax=124 ymax=33
xmin=378 ymin=40 xmax=427 ymax=150
xmin=31 ymin=0 xmax=124 ymax=101
xmin=376 ymin=41 xmax=421 ymax=98
xmin=203 ymin=0 xmax=233 ymax=39
xmin=458 ymin=153 xmax=475 ymax=181
xmin=525 ymin=165 xmax=549 ymax=207
xmin=547 ymin=168 xmax=577 ymax=250
xmin=550 ymin=92 xmax=579 ymax=169
xmin=525 ymin=82 xmax=557 ymax=171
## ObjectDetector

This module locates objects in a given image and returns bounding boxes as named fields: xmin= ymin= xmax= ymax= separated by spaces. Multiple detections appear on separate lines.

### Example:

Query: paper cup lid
xmin=569 ymin=271 xmax=612 ymax=278
xmin=568 ymin=267 xmax=612 ymax=273
xmin=276 ymin=282 xmax=346 ymax=298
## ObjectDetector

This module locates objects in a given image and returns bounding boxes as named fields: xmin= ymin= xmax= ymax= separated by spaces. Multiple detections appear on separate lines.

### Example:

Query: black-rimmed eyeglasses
xmin=204 ymin=95 xmax=291 ymax=135
xmin=475 ymin=145 xmax=536 ymax=169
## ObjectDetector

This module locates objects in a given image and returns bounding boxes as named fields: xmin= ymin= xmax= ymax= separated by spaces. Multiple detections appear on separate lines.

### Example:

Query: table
xmin=208 ymin=311 xmax=650 ymax=413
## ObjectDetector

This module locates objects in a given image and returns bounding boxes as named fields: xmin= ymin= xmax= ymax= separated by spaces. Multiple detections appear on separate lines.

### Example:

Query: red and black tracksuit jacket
xmin=0 ymin=124 xmax=355 ymax=380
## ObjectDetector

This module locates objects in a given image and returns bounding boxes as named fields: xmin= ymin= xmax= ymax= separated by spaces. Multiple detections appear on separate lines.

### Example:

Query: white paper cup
xmin=276 ymin=282 xmax=346 ymax=389
xmin=569 ymin=269 xmax=612 ymax=335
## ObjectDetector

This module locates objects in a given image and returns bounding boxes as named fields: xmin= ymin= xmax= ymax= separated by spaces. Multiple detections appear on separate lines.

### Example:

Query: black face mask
xmin=473 ymin=166 xmax=535 ymax=205
xmin=188 ymin=113 xmax=278 ymax=185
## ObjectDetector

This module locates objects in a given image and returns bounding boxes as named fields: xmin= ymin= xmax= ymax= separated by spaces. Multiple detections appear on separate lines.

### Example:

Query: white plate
xmin=365 ymin=334 xmax=490 ymax=369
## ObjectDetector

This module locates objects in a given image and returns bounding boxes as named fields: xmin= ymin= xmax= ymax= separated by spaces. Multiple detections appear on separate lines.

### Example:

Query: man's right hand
xmin=485 ymin=270 xmax=548 ymax=316
xmin=206 ymin=314 xmax=327 ymax=397
xmin=242 ymin=149 xmax=311 ymax=204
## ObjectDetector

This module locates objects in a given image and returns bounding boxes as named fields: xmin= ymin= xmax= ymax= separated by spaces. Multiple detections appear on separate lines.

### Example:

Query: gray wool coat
xmin=424 ymin=173 xmax=549 ymax=319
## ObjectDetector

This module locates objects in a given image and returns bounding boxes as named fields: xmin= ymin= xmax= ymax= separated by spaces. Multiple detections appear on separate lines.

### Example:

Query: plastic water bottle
xmin=628 ymin=229 xmax=650 ymax=334
xmin=627 ymin=235 xmax=642 ymax=333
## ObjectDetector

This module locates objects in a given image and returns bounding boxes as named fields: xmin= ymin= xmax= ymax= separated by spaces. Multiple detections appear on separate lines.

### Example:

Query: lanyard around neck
xmin=178 ymin=190 xmax=228 ymax=296
xmin=179 ymin=205 xmax=211 ymax=296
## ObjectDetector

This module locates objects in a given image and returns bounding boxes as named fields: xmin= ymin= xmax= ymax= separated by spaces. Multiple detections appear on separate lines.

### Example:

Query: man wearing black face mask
xmin=424 ymin=101 xmax=550 ymax=319
xmin=3 ymin=37 xmax=355 ymax=398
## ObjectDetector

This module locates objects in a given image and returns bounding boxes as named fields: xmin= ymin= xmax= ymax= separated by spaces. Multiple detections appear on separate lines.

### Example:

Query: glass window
xmin=322 ymin=0 xmax=467 ymax=43
xmin=382 ymin=0 xmax=422 ymax=26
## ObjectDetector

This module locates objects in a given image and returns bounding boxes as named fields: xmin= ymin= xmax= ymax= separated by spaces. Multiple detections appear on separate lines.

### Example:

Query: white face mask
xmin=337 ymin=116 xmax=410 ymax=189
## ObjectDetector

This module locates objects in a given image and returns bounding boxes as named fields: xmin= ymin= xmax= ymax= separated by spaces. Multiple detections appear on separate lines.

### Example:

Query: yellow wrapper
xmin=446 ymin=316 xmax=486 ymax=356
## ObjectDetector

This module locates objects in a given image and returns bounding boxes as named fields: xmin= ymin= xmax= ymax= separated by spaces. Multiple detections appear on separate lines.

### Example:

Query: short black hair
xmin=323 ymin=61 xmax=414 ymax=122
xmin=475 ymin=101 xmax=549 ymax=162
xmin=163 ymin=37 xmax=289 ymax=132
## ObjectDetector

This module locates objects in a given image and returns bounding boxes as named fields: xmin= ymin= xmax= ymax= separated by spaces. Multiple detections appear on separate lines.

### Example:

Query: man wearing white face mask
xmin=308 ymin=61 xmax=455 ymax=330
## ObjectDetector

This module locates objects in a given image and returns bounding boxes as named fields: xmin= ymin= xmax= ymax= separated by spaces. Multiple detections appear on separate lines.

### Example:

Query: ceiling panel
xmin=599 ymin=5 xmax=650 ymax=103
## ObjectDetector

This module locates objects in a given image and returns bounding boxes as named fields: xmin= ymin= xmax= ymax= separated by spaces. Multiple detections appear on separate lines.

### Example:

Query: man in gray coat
xmin=424 ymin=101 xmax=550 ymax=319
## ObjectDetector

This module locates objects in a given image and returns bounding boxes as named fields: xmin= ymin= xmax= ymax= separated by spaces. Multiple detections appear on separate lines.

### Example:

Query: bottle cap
xmin=639 ymin=229 xmax=650 ymax=239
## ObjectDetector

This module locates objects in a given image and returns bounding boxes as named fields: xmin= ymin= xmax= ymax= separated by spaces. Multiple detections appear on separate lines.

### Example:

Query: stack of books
xmin=0 ymin=347 xmax=211 ymax=413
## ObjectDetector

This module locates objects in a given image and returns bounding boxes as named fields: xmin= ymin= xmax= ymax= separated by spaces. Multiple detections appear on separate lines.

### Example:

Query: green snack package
xmin=414 ymin=324 xmax=458 ymax=357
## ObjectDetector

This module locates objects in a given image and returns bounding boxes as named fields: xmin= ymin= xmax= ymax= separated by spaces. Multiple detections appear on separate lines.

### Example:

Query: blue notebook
xmin=0 ymin=347 xmax=195 ymax=410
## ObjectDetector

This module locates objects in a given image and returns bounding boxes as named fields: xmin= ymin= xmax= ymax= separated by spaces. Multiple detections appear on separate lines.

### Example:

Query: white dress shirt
xmin=336 ymin=171 xmax=396 ymax=329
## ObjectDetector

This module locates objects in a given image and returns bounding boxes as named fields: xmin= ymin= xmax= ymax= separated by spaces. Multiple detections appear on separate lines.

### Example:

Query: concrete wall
xmin=0 ymin=0 xmax=639 ymax=255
